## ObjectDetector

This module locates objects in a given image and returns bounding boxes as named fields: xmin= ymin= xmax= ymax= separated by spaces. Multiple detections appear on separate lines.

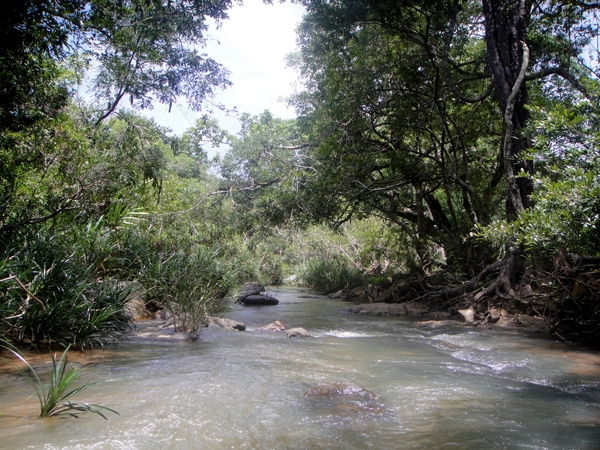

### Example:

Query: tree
xmin=290 ymin=1 xmax=506 ymax=271
xmin=218 ymin=111 xmax=313 ymax=230
xmin=0 ymin=0 xmax=235 ymax=128
xmin=292 ymin=0 xmax=600 ymax=267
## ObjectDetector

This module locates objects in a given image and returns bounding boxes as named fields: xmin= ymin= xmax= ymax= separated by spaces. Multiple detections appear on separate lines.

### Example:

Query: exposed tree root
xmin=342 ymin=251 xmax=600 ymax=347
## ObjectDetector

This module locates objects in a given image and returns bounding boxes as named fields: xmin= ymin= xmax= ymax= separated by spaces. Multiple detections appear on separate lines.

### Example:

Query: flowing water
xmin=1 ymin=287 xmax=600 ymax=449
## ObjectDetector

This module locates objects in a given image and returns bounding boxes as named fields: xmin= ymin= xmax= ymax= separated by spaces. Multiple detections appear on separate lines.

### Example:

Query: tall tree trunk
xmin=482 ymin=0 xmax=534 ymax=222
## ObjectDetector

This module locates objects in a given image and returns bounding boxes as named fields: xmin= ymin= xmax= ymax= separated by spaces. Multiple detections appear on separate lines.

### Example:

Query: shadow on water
xmin=1 ymin=287 xmax=599 ymax=449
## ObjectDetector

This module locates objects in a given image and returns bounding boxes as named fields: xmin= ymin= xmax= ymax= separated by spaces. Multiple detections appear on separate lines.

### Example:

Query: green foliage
xmin=0 ymin=226 xmax=131 ymax=348
xmin=218 ymin=111 xmax=312 ymax=230
xmin=291 ymin=0 xmax=600 ymax=272
xmin=298 ymin=256 xmax=364 ymax=295
xmin=481 ymin=99 xmax=600 ymax=259
xmin=282 ymin=218 xmax=417 ymax=292
xmin=2 ymin=343 xmax=118 ymax=419
xmin=141 ymin=246 xmax=232 ymax=334
xmin=0 ymin=0 xmax=235 ymax=127
xmin=288 ymin=3 xmax=506 ymax=270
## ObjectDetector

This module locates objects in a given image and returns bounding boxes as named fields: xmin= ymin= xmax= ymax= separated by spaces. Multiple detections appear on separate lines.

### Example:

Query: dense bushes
xmin=0 ymin=227 xmax=130 ymax=348
xmin=140 ymin=246 xmax=233 ymax=334
xmin=297 ymin=256 xmax=364 ymax=294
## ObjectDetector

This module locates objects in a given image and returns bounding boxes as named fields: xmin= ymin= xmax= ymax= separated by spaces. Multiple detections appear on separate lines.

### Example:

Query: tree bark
xmin=481 ymin=0 xmax=534 ymax=222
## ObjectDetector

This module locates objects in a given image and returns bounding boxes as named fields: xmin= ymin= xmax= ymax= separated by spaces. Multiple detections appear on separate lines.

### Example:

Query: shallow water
xmin=1 ymin=287 xmax=600 ymax=449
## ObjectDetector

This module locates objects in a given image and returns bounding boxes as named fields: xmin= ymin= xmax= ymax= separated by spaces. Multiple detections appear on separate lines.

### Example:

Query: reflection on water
xmin=1 ymin=287 xmax=599 ymax=449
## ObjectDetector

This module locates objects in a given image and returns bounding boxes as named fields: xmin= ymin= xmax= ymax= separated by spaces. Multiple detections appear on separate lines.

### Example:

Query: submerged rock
xmin=417 ymin=320 xmax=456 ymax=329
xmin=304 ymin=382 xmax=378 ymax=400
xmin=344 ymin=303 xmax=408 ymax=316
xmin=256 ymin=321 xmax=286 ymax=332
xmin=286 ymin=327 xmax=310 ymax=338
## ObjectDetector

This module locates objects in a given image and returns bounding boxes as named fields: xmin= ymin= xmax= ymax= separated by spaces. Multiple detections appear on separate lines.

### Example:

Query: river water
xmin=1 ymin=287 xmax=600 ymax=449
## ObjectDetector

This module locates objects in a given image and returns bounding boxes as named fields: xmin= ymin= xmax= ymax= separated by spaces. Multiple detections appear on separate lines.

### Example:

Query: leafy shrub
xmin=0 ymin=229 xmax=130 ymax=348
xmin=141 ymin=246 xmax=232 ymax=334
xmin=298 ymin=256 xmax=364 ymax=294
xmin=258 ymin=256 xmax=284 ymax=286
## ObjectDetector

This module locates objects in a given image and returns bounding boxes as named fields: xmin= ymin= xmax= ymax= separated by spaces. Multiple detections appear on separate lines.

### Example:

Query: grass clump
xmin=142 ymin=246 xmax=232 ymax=334
xmin=2 ymin=343 xmax=118 ymax=419
xmin=298 ymin=256 xmax=364 ymax=295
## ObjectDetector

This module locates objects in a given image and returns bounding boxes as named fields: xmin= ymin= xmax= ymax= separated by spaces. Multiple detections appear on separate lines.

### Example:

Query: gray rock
xmin=256 ymin=321 xmax=286 ymax=332
xmin=425 ymin=311 xmax=452 ymax=320
xmin=328 ymin=289 xmax=344 ymax=299
xmin=205 ymin=316 xmax=246 ymax=331
xmin=238 ymin=294 xmax=279 ymax=305
xmin=458 ymin=306 xmax=476 ymax=323
xmin=405 ymin=302 xmax=429 ymax=316
xmin=286 ymin=327 xmax=310 ymax=338
xmin=417 ymin=320 xmax=456 ymax=329
xmin=344 ymin=303 xmax=408 ymax=316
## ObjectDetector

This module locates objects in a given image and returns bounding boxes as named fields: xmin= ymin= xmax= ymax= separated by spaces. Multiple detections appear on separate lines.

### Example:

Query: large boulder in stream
xmin=237 ymin=294 xmax=279 ymax=306
xmin=305 ymin=383 xmax=378 ymax=400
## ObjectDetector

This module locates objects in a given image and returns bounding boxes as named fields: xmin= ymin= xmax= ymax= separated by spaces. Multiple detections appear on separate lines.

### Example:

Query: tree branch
xmin=503 ymin=40 xmax=530 ymax=217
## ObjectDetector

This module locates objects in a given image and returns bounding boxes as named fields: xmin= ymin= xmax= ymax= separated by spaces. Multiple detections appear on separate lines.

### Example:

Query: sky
xmin=144 ymin=0 xmax=306 ymax=138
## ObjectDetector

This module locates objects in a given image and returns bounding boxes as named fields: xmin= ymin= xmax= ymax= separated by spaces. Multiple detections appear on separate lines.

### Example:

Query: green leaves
xmin=2 ymin=343 xmax=119 ymax=419
xmin=142 ymin=246 xmax=232 ymax=334
xmin=0 ymin=228 xmax=131 ymax=348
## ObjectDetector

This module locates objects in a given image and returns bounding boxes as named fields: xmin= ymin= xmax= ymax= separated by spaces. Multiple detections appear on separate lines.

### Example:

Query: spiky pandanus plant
xmin=2 ymin=343 xmax=119 ymax=419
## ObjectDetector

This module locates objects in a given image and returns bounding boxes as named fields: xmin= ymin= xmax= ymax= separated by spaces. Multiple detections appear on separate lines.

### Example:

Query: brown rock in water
xmin=417 ymin=320 xmax=456 ymax=329
xmin=256 ymin=321 xmax=286 ymax=332
xmin=328 ymin=289 xmax=344 ymax=298
xmin=124 ymin=298 xmax=154 ymax=321
xmin=121 ymin=281 xmax=154 ymax=321
xmin=304 ymin=382 xmax=378 ymax=400
xmin=286 ymin=327 xmax=310 ymax=338
xmin=205 ymin=316 xmax=246 ymax=331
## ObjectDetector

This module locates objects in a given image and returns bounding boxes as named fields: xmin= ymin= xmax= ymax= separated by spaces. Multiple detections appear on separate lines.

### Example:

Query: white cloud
xmin=146 ymin=0 xmax=305 ymax=137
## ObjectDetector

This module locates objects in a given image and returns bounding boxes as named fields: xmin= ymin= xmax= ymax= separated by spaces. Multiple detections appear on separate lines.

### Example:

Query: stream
xmin=1 ymin=287 xmax=600 ymax=449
